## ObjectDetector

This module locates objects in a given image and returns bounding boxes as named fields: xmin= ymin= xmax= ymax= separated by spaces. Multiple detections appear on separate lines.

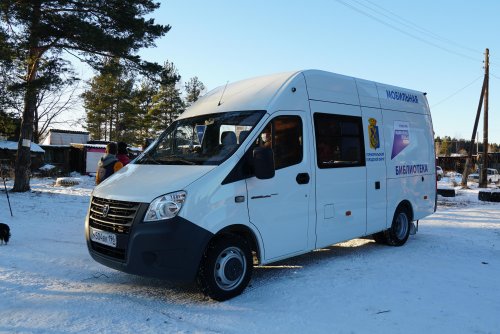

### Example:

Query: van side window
xmin=314 ymin=113 xmax=365 ymax=168
xmin=258 ymin=116 xmax=303 ymax=170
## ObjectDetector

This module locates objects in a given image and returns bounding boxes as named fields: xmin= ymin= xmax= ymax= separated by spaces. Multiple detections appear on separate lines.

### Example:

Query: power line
xmin=357 ymin=0 xmax=482 ymax=56
xmin=431 ymin=75 xmax=483 ymax=108
xmin=359 ymin=0 xmax=500 ymax=66
xmin=334 ymin=0 xmax=482 ymax=63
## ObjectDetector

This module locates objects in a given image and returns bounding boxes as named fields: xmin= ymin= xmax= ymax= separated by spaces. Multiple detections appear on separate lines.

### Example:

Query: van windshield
xmin=135 ymin=110 xmax=265 ymax=165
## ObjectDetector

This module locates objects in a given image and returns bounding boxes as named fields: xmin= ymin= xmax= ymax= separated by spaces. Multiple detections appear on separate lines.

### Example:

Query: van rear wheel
xmin=197 ymin=234 xmax=253 ymax=301
xmin=385 ymin=205 xmax=411 ymax=246
xmin=372 ymin=205 xmax=411 ymax=246
xmin=372 ymin=231 xmax=387 ymax=244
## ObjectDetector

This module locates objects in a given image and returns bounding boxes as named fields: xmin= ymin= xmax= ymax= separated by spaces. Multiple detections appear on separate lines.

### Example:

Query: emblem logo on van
xmin=368 ymin=118 xmax=380 ymax=150
xmin=102 ymin=204 xmax=110 ymax=218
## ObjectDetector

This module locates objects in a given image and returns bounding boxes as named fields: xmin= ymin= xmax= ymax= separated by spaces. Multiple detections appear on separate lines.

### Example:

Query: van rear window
xmin=314 ymin=113 xmax=365 ymax=168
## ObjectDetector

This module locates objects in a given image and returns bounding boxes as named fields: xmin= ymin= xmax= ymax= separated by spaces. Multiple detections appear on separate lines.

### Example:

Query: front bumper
xmin=85 ymin=201 xmax=213 ymax=282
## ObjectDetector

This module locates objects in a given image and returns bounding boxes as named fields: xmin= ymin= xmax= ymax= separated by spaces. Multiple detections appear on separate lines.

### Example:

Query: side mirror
xmin=253 ymin=147 xmax=275 ymax=179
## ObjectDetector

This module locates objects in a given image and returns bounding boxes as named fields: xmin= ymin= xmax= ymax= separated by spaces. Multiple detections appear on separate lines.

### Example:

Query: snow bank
xmin=0 ymin=178 xmax=499 ymax=333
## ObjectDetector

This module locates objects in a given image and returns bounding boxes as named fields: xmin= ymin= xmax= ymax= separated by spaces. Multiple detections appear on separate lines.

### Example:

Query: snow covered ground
xmin=1 ymin=175 xmax=499 ymax=334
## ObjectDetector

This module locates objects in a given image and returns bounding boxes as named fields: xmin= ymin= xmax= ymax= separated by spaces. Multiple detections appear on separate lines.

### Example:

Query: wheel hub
xmin=224 ymin=258 xmax=243 ymax=281
xmin=214 ymin=246 xmax=246 ymax=291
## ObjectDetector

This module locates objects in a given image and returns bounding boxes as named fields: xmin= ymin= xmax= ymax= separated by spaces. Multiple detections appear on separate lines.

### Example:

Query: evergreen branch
xmin=38 ymin=36 xmax=62 ymax=55
xmin=1 ymin=10 xmax=23 ymax=45
xmin=57 ymin=43 xmax=120 ymax=59
xmin=61 ymin=47 xmax=90 ymax=63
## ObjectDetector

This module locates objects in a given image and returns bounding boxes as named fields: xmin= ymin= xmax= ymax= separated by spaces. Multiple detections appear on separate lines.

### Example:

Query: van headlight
xmin=144 ymin=191 xmax=187 ymax=222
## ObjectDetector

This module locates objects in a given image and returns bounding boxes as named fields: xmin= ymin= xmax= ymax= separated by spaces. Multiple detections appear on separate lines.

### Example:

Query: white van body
xmin=86 ymin=70 xmax=436 ymax=300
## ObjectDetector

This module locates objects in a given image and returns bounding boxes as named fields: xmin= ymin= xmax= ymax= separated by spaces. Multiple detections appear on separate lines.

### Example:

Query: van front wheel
xmin=197 ymin=234 xmax=253 ymax=301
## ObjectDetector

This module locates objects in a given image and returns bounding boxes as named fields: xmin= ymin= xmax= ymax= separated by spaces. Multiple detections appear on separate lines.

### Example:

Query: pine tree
xmin=440 ymin=137 xmax=450 ymax=156
xmin=131 ymin=79 xmax=158 ymax=147
xmin=82 ymin=60 xmax=134 ymax=142
xmin=0 ymin=26 xmax=17 ymax=117
xmin=148 ymin=62 xmax=185 ymax=134
xmin=185 ymin=76 xmax=206 ymax=107
xmin=0 ymin=111 xmax=20 ymax=140
xmin=0 ymin=0 xmax=169 ymax=191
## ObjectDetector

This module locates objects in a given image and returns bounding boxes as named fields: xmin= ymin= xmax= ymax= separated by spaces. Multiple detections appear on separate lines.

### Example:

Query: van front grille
xmin=89 ymin=196 xmax=141 ymax=261
xmin=89 ymin=196 xmax=140 ymax=234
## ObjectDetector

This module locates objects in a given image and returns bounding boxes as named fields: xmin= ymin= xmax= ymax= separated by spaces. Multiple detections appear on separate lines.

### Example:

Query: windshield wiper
xmin=137 ymin=153 xmax=160 ymax=165
xmin=159 ymin=155 xmax=196 ymax=165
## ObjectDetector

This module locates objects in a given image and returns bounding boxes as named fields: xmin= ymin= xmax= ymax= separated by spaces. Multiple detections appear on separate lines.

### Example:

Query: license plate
xmin=90 ymin=227 xmax=117 ymax=248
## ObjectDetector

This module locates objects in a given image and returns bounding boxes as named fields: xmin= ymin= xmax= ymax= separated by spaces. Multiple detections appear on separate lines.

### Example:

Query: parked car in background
xmin=436 ymin=166 xmax=444 ymax=180
xmin=468 ymin=168 xmax=500 ymax=183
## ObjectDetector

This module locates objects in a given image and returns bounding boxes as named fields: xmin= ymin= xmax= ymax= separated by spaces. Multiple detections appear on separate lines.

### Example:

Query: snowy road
xmin=1 ymin=178 xmax=499 ymax=333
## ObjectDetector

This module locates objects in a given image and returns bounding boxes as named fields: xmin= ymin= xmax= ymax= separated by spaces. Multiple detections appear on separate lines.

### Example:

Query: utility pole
xmin=479 ymin=48 xmax=489 ymax=188
xmin=461 ymin=49 xmax=488 ymax=187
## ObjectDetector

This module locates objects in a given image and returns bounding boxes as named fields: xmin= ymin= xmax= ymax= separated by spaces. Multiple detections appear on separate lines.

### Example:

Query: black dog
xmin=0 ymin=223 xmax=10 ymax=245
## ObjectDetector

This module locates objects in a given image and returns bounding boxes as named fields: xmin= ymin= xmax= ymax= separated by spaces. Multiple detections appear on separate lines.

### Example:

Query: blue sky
xmin=135 ymin=0 xmax=500 ymax=143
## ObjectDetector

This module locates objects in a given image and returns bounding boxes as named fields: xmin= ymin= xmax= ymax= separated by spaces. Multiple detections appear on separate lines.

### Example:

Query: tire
xmin=372 ymin=231 xmax=388 ymax=244
xmin=197 ymin=234 xmax=253 ymax=301
xmin=384 ymin=205 xmax=411 ymax=247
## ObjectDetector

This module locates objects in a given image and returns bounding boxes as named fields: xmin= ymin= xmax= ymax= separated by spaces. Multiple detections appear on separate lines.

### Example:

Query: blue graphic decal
xmin=391 ymin=121 xmax=410 ymax=159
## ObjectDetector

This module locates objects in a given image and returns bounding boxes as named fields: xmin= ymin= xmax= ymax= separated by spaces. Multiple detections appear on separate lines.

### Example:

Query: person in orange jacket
xmin=96 ymin=142 xmax=123 ymax=185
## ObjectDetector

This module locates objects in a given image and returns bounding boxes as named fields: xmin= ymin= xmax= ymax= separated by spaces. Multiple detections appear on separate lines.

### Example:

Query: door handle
xmin=296 ymin=173 xmax=310 ymax=184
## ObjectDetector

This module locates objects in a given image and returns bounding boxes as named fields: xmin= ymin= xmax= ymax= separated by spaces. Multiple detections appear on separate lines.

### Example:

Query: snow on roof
xmin=40 ymin=145 xmax=71 ymax=148
xmin=42 ymin=129 xmax=89 ymax=145
xmin=47 ymin=129 xmax=89 ymax=135
xmin=70 ymin=143 xmax=107 ymax=149
xmin=0 ymin=140 xmax=45 ymax=153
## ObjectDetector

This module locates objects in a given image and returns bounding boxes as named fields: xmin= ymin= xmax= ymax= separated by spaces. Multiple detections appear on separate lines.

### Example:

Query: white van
xmin=85 ymin=70 xmax=437 ymax=301
xmin=468 ymin=168 xmax=500 ymax=183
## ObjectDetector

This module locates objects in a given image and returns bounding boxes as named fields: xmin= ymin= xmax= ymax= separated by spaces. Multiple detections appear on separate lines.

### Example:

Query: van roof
xmin=180 ymin=70 xmax=429 ymax=119
xmin=179 ymin=71 xmax=301 ymax=119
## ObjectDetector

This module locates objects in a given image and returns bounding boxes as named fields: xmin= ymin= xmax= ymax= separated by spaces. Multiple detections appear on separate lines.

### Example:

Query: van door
xmin=246 ymin=112 xmax=313 ymax=261
xmin=312 ymin=101 xmax=367 ymax=248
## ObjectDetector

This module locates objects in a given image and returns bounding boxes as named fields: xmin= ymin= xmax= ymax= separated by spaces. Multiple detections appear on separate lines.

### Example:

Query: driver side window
xmin=257 ymin=116 xmax=303 ymax=170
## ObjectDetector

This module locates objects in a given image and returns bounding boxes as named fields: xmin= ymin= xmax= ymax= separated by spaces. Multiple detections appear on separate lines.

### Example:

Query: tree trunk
xmin=13 ymin=86 xmax=37 ymax=192
xmin=33 ymin=107 xmax=40 ymax=143
xmin=13 ymin=0 xmax=41 ymax=192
